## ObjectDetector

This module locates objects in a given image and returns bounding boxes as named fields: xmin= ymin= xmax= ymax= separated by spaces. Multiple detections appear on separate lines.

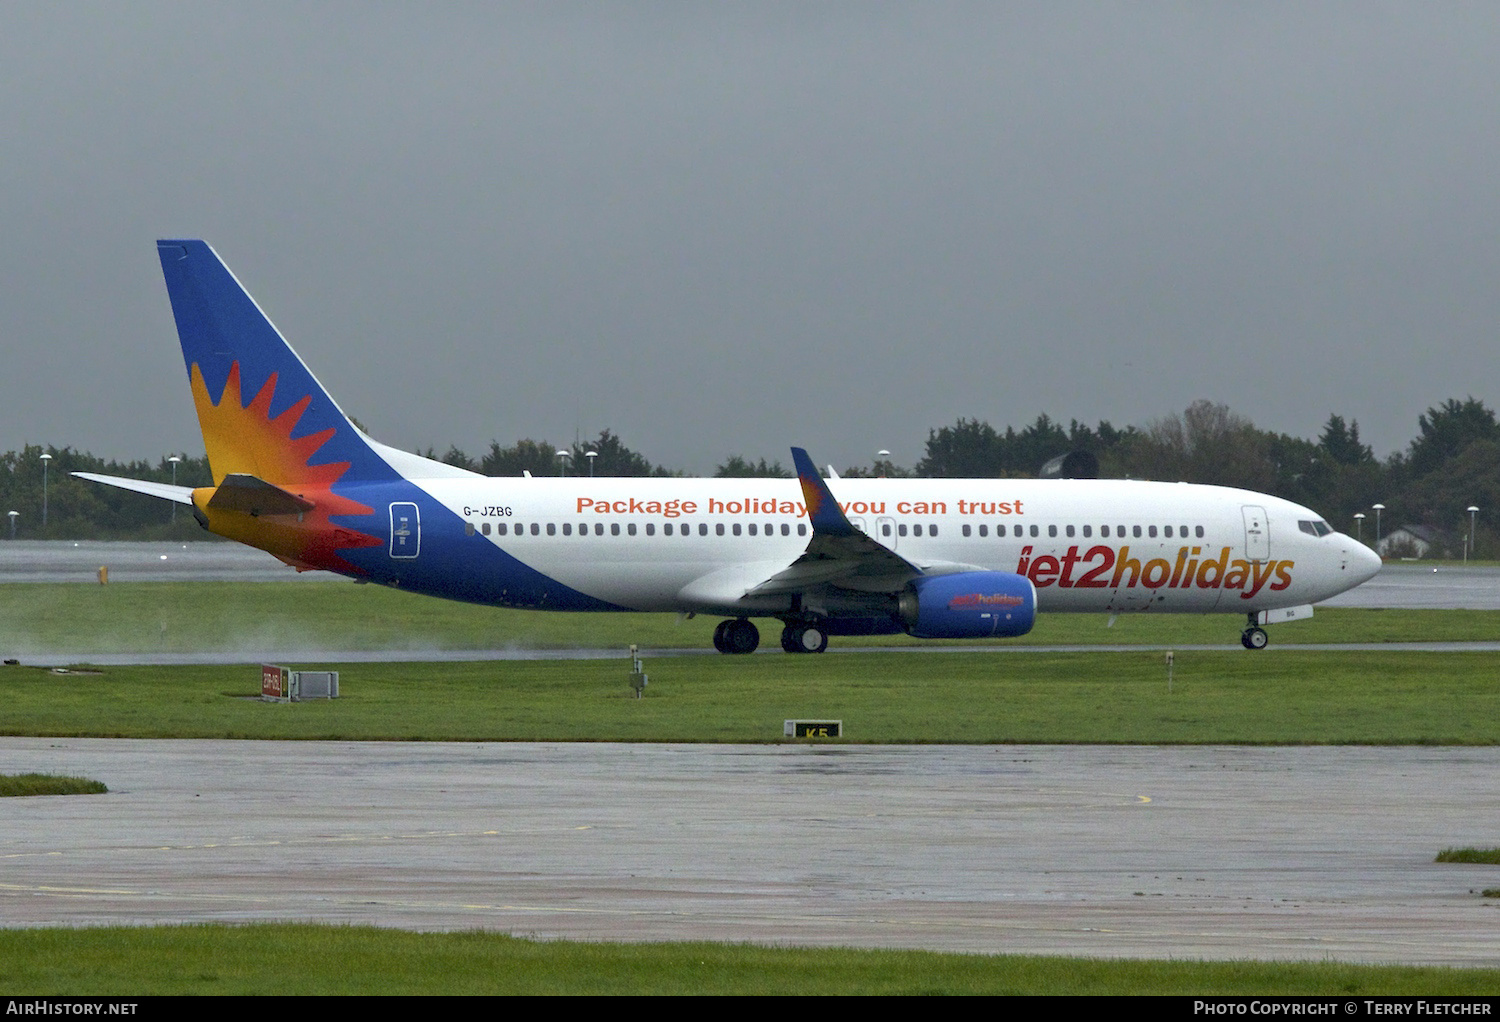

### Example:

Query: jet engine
xmin=897 ymin=572 xmax=1037 ymax=639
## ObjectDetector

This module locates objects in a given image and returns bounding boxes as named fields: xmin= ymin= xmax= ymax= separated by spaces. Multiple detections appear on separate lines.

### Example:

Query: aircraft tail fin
xmin=156 ymin=240 xmax=400 ymax=489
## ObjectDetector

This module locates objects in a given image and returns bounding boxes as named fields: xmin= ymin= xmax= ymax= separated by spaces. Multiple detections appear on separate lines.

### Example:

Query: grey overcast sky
xmin=3 ymin=3 xmax=1498 ymax=474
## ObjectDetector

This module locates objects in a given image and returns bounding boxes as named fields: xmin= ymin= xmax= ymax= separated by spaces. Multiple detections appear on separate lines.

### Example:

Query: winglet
xmin=790 ymin=447 xmax=856 ymax=536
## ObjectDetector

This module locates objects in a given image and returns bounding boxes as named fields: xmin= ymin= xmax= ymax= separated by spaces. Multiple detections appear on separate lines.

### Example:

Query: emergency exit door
xmin=389 ymin=502 xmax=420 ymax=559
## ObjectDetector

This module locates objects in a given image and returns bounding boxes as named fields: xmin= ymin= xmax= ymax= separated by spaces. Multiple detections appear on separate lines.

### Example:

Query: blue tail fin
xmin=156 ymin=240 xmax=398 ymax=487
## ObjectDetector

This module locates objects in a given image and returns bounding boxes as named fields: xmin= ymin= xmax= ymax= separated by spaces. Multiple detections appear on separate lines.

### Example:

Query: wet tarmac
xmin=2 ymin=738 xmax=1496 ymax=964
xmin=0 ymin=541 xmax=299 ymax=584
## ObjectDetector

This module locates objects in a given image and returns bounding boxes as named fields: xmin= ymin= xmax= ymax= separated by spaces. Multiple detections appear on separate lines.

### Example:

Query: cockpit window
xmin=1299 ymin=519 xmax=1334 ymax=537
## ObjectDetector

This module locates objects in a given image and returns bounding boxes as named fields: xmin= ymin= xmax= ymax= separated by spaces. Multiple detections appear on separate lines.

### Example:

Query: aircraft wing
xmin=72 ymin=472 xmax=195 ymax=505
xmin=744 ymin=447 xmax=922 ymax=596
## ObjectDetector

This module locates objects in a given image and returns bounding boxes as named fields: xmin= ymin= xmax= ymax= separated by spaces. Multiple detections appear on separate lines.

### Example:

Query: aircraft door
xmin=389 ymin=502 xmax=420 ymax=559
xmin=875 ymin=516 xmax=898 ymax=550
xmin=1242 ymin=505 xmax=1270 ymax=562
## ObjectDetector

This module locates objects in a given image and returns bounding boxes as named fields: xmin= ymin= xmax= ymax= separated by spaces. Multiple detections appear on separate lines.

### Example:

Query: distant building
xmin=1377 ymin=524 xmax=1451 ymax=559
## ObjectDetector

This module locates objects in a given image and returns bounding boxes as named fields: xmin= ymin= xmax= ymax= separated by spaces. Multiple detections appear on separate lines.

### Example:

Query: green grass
xmin=5 ymin=649 xmax=1500 ymax=743
xmin=0 ymin=924 xmax=1494 ymax=995
xmin=5 ymin=580 xmax=1500 ymax=655
xmin=1436 ymin=848 xmax=1500 ymax=864
xmin=0 ymin=772 xmax=107 ymax=796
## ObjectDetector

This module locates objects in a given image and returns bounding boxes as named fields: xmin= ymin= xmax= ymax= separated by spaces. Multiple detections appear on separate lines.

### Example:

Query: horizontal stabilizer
xmin=205 ymin=473 xmax=315 ymax=516
xmin=72 ymin=472 xmax=194 ymax=505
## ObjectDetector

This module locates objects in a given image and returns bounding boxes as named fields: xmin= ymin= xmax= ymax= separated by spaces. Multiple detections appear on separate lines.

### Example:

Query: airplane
xmin=78 ymin=240 xmax=1382 ymax=654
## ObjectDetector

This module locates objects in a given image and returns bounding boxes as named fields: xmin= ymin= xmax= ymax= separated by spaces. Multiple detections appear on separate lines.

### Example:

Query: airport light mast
xmin=1468 ymin=506 xmax=1479 ymax=563
xmin=1372 ymin=503 xmax=1385 ymax=552
xmin=168 ymin=456 xmax=182 ymax=524
xmin=39 ymin=452 xmax=51 ymax=531
xmin=1353 ymin=512 xmax=1365 ymax=544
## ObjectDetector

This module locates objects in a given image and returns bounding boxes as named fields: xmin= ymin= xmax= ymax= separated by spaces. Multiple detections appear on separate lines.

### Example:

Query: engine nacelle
xmin=898 ymin=571 xmax=1037 ymax=639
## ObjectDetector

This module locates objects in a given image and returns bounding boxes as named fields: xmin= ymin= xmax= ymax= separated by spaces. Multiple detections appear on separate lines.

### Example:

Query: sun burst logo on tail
xmin=190 ymin=362 xmax=382 ymax=571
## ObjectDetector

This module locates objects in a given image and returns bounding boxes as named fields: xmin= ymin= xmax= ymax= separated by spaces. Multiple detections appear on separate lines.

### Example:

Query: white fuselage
xmin=408 ymin=474 xmax=1380 ymax=617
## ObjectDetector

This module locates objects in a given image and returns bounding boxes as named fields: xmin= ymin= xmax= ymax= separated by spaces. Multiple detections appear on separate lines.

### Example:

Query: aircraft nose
xmin=1349 ymin=540 xmax=1382 ymax=584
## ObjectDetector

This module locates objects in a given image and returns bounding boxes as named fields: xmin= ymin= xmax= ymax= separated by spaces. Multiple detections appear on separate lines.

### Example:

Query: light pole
xmin=876 ymin=449 xmax=891 ymax=478
xmin=6 ymin=511 xmax=16 ymax=540
xmin=585 ymin=450 xmax=597 ymax=477
xmin=1372 ymin=503 xmax=1385 ymax=552
xmin=556 ymin=450 xmax=571 ymax=476
xmin=1468 ymin=506 xmax=1479 ymax=563
xmin=1353 ymin=512 xmax=1365 ymax=544
xmin=168 ymin=456 xmax=182 ymax=524
xmin=39 ymin=453 xmax=51 ymax=531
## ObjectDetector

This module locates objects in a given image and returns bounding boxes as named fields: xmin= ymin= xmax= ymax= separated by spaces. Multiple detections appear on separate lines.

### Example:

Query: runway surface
xmin=0 ymin=541 xmax=302 ymax=583
xmin=3 ymin=738 xmax=1498 ymax=964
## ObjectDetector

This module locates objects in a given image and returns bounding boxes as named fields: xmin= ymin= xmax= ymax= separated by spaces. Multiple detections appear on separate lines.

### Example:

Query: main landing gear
xmin=780 ymin=622 xmax=829 ymax=654
xmin=712 ymin=618 xmax=760 ymax=655
xmin=711 ymin=618 xmax=830 ymax=654
xmin=1241 ymin=614 xmax=1269 ymax=650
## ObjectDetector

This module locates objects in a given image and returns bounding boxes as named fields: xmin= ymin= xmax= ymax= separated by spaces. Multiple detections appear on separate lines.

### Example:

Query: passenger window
xmin=699 ymin=523 xmax=708 ymax=536
xmin=979 ymin=524 xmax=988 ymax=537
xmin=716 ymin=523 xmax=725 ymax=536
xmin=732 ymin=523 xmax=741 ymax=536
xmin=562 ymin=523 xmax=571 ymax=536
xmin=781 ymin=523 xmax=790 ymax=536
xmin=530 ymin=523 xmax=540 ymax=536
xmin=1082 ymin=525 xmax=1092 ymax=538
xmin=611 ymin=523 xmax=620 ymax=536
xmin=765 ymin=522 xmax=773 ymax=535
xmin=898 ymin=524 xmax=908 ymax=537
xmin=1100 ymin=525 xmax=1110 ymax=538
xmin=748 ymin=523 xmax=757 ymax=536
xmin=1163 ymin=526 xmax=1173 ymax=538
xmin=465 ymin=522 xmax=475 ymax=536
xmin=664 ymin=523 xmax=673 ymax=536
xmin=797 ymin=524 xmax=807 ymax=536
xmin=1133 ymin=525 xmax=1141 ymax=538
xmin=1029 ymin=525 xmax=1039 ymax=538
xmin=913 ymin=524 xmax=923 ymax=537
xmin=1148 ymin=525 xmax=1157 ymax=538
xmin=1066 ymin=525 xmax=1075 ymax=537
xmin=930 ymin=524 xmax=938 ymax=537
xmin=962 ymin=524 xmax=971 ymax=537
xmin=595 ymin=523 xmax=604 ymax=536
xmin=1195 ymin=526 xmax=1204 ymax=538
xmin=628 ymin=523 xmax=637 ymax=536
xmin=645 ymin=523 xmax=655 ymax=536
xmin=1048 ymin=525 xmax=1057 ymax=538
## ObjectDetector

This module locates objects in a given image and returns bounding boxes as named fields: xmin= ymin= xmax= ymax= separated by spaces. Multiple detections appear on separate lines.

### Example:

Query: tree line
xmin=5 ymin=399 xmax=1497 ymax=555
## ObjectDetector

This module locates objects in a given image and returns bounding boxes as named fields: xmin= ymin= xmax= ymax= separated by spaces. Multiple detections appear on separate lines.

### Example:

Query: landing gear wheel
xmin=718 ymin=618 xmax=759 ymax=654
xmin=1241 ymin=626 xmax=1269 ymax=650
xmin=781 ymin=624 xmax=829 ymax=654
